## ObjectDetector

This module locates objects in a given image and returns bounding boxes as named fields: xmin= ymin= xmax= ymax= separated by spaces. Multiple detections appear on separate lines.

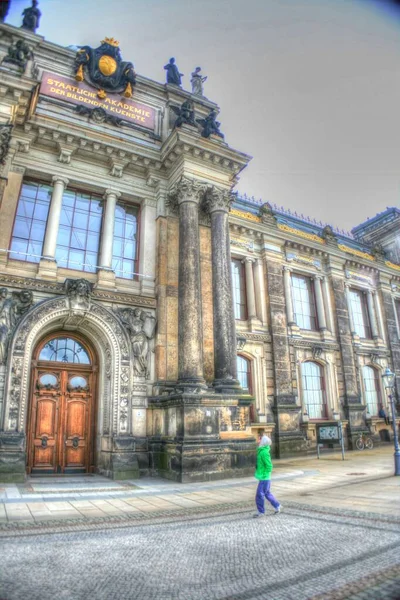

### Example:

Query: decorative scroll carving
xmin=0 ymin=289 xmax=34 ymax=365
xmin=75 ymin=105 xmax=123 ymax=126
xmin=117 ymin=308 xmax=156 ymax=379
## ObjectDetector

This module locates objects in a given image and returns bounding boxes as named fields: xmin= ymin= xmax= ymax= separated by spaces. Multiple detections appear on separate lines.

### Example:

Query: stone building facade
xmin=0 ymin=22 xmax=399 ymax=482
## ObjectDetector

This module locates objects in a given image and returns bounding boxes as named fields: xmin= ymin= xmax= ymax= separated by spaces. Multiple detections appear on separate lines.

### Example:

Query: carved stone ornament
xmin=65 ymin=278 xmax=92 ymax=313
xmin=321 ymin=225 xmax=337 ymax=243
xmin=1 ymin=39 xmax=32 ymax=72
xmin=74 ymin=37 xmax=136 ymax=99
xmin=168 ymin=176 xmax=206 ymax=206
xmin=204 ymin=186 xmax=234 ymax=214
xmin=259 ymin=202 xmax=277 ymax=226
xmin=0 ymin=125 xmax=13 ymax=166
xmin=170 ymin=100 xmax=196 ymax=128
xmin=371 ymin=243 xmax=386 ymax=260
xmin=117 ymin=308 xmax=156 ymax=379
xmin=0 ymin=289 xmax=34 ymax=366
xmin=196 ymin=110 xmax=224 ymax=139
xmin=75 ymin=106 xmax=122 ymax=127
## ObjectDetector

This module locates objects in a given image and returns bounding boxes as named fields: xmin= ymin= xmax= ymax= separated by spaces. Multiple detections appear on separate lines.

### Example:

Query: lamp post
xmin=382 ymin=367 xmax=400 ymax=476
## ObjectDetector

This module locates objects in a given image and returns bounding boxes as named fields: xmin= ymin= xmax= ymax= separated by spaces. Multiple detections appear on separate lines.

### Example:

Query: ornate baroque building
xmin=0 ymin=21 xmax=399 ymax=482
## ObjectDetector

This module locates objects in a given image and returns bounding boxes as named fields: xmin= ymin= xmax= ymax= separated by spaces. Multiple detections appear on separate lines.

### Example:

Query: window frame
xmin=111 ymin=201 xmax=140 ymax=280
xmin=290 ymin=272 xmax=319 ymax=331
xmin=55 ymin=186 xmax=104 ymax=274
xmin=348 ymin=288 xmax=372 ymax=339
xmin=301 ymin=360 xmax=327 ymax=420
xmin=237 ymin=354 xmax=252 ymax=394
xmin=362 ymin=365 xmax=381 ymax=417
xmin=9 ymin=178 xmax=53 ymax=264
xmin=231 ymin=258 xmax=247 ymax=321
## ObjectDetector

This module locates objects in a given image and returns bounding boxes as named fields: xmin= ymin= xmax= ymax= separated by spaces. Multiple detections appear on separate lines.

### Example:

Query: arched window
xmin=38 ymin=337 xmax=91 ymax=364
xmin=363 ymin=366 xmax=380 ymax=416
xmin=237 ymin=355 xmax=252 ymax=393
xmin=301 ymin=361 xmax=327 ymax=419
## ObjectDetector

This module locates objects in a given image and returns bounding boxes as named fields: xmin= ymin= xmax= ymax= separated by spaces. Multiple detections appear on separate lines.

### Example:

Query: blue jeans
xmin=256 ymin=480 xmax=280 ymax=513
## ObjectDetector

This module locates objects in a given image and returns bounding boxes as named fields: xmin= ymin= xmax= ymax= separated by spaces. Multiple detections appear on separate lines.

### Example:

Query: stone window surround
xmin=392 ymin=292 xmax=400 ymax=340
xmin=344 ymin=281 xmax=385 ymax=345
xmin=296 ymin=352 xmax=339 ymax=422
xmin=230 ymin=251 xmax=267 ymax=327
xmin=358 ymin=357 xmax=389 ymax=415
xmin=283 ymin=262 xmax=332 ymax=339
xmin=6 ymin=172 xmax=148 ymax=289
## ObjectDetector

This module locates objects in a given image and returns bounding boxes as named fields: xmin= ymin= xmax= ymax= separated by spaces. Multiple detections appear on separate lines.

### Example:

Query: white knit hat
xmin=259 ymin=435 xmax=272 ymax=447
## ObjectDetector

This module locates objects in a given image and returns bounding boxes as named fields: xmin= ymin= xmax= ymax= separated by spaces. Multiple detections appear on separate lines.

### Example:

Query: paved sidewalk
xmin=0 ymin=446 xmax=398 ymax=526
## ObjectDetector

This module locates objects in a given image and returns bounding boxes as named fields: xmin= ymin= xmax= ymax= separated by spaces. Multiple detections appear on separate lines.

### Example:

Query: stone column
xmin=322 ymin=276 xmax=334 ymax=332
xmin=345 ymin=284 xmax=356 ymax=335
xmin=254 ymin=258 xmax=267 ymax=324
xmin=172 ymin=177 xmax=206 ymax=390
xmin=42 ymin=176 xmax=69 ymax=259
xmin=283 ymin=266 xmax=295 ymax=326
xmin=374 ymin=291 xmax=386 ymax=342
xmin=367 ymin=290 xmax=379 ymax=339
xmin=244 ymin=257 xmax=257 ymax=319
xmin=314 ymin=276 xmax=327 ymax=331
xmin=99 ymin=189 xmax=121 ymax=268
xmin=207 ymin=187 xmax=240 ymax=393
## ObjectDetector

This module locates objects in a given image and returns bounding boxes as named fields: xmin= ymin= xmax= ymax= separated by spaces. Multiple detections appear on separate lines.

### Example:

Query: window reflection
xmin=39 ymin=338 xmax=90 ymax=364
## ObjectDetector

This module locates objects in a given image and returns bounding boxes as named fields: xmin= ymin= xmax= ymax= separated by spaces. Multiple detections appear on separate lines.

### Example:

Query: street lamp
xmin=381 ymin=367 xmax=400 ymax=476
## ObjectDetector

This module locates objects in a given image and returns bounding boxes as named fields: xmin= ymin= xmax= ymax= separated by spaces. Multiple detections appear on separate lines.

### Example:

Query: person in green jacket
xmin=254 ymin=434 xmax=281 ymax=518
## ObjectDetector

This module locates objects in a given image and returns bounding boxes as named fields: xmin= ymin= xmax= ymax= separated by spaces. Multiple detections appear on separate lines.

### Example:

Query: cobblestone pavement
xmin=1 ymin=503 xmax=399 ymax=600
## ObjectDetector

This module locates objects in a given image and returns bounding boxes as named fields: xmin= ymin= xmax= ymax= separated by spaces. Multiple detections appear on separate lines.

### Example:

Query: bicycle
xmin=355 ymin=433 xmax=374 ymax=450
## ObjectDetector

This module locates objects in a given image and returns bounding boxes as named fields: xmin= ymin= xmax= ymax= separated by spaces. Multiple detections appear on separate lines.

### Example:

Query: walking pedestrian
xmin=379 ymin=406 xmax=390 ymax=426
xmin=253 ymin=434 xmax=281 ymax=518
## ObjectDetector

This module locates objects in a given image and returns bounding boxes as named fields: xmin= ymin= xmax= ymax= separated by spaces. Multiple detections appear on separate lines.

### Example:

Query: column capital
xmin=283 ymin=265 xmax=292 ymax=273
xmin=204 ymin=186 xmax=233 ymax=214
xmin=104 ymin=188 xmax=122 ymax=200
xmin=52 ymin=175 xmax=69 ymax=187
xmin=255 ymin=257 xmax=264 ymax=266
xmin=169 ymin=176 xmax=206 ymax=206
xmin=242 ymin=256 xmax=255 ymax=264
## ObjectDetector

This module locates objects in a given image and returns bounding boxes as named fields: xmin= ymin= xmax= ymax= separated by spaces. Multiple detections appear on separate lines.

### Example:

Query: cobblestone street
xmin=1 ymin=502 xmax=400 ymax=600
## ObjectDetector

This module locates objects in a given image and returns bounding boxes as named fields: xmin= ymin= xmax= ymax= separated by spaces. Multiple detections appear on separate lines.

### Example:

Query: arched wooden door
xmin=27 ymin=334 xmax=97 ymax=474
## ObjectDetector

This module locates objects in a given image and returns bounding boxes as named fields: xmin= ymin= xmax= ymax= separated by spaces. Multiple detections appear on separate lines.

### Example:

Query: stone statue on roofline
xmin=21 ymin=0 xmax=41 ymax=33
xmin=191 ymin=67 xmax=207 ymax=96
xmin=0 ymin=0 xmax=11 ymax=22
xmin=164 ymin=57 xmax=183 ymax=86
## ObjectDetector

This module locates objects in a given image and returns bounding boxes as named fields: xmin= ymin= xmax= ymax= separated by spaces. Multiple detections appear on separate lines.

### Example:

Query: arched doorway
xmin=27 ymin=333 xmax=97 ymax=474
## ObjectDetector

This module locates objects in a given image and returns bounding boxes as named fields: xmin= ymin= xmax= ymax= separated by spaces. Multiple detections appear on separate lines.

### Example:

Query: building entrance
xmin=27 ymin=334 xmax=97 ymax=474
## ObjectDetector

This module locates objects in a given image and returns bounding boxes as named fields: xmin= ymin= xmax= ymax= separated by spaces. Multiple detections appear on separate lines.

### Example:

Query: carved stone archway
xmin=2 ymin=295 xmax=131 ymax=442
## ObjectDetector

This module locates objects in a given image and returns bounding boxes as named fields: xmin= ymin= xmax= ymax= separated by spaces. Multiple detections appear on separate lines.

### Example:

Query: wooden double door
xmin=27 ymin=334 xmax=97 ymax=474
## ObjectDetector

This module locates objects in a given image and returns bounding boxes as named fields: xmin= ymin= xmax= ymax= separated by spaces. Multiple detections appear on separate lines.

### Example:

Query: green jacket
xmin=255 ymin=445 xmax=273 ymax=480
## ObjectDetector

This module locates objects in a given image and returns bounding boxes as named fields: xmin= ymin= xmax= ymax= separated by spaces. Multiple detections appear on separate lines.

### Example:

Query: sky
xmin=5 ymin=0 xmax=400 ymax=231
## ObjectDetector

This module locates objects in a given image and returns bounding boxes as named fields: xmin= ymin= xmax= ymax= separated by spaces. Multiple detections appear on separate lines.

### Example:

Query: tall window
xmin=237 ymin=355 xmax=252 ymax=392
xmin=395 ymin=300 xmax=400 ymax=334
xmin=112 ymin=204 xmax=139 ymax=279
xmin=231 ymin=259 xmax=247 ymax=320
xmin=55 ymin=189 xmax=103 ymax=273
xmin=291 ymin=274 xmax=318 ymax=330
xmin=10 ymin=180 xmax=52 ymax=263
xmin=363 ymin=366 xmax=380 ymax=416
xmin=301 ymin=361 xmax=327 ymax=419
xmin=348 ymin=289 xmax=371 ymax=338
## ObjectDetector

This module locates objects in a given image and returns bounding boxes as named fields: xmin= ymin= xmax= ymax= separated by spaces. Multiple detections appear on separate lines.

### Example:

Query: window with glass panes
xmin=362 ymin=366 xmax=380 ymax=416
xmin=291 ymin=274 xmax=318 ymax=330
xmin=55 ymin=189 xmax=103 ymax=273
xmin=112 ymin=204 xmax=139 ymax=279
xmin=301 ymin=361 xmax=327 ymax=419
xmin=10 ymin=180 xmax=52 ymax=262
xmin=237 ymin=355 xmax=251 ymax=392
xmin=231 ymin=259 xmax=247 ymax=320
xmin=395 ymin=300 xmax=400 ymax=334
xmin=348 ymin=289 xmax=371 ymax=338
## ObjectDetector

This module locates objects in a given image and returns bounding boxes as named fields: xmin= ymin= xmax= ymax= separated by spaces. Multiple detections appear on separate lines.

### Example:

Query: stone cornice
xmin=160 ymin=127 xmax=251 ymax=180
xmin=0 ymin=273 xmax=156 ymax=307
